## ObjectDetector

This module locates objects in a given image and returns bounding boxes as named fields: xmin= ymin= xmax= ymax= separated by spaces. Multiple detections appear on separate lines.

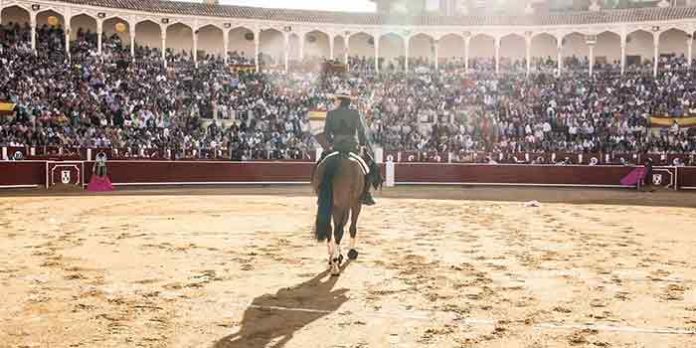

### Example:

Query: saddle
xmin=318 ymin=150 xmax=370 ymax=175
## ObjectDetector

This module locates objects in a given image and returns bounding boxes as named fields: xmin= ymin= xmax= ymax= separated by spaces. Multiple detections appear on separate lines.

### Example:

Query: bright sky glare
xmin=218 ymin=0 xmax=377 ymax=12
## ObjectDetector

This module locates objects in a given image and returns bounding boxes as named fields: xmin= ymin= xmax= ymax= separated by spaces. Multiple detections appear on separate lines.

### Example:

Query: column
xmin=494 ymin=37 xmax=500 ymax=74
xmin=344 ymin=36 xmax=349 ymax=68
xmin=254 ymin=30 xmax=260 ymax=72
xmin=556 ymin=38 xmax=562 ymax=76
xmin=374 ymin=35 xmax=379 ymax=72
xmin=65 ymin=26 xmax=70 ymax=56
xmin=653 ymin=32 xmax=660 ymax=77
xmin=283 ymin=33 xmax=289 ymax=72
xmin=525 ymin=36 xmax=531 ymax=76
xmin=130 ymin=28 xmax=135 ymax=59
xmin=30 ymin=15 xmax=36 ymax=52
xmin=299 ymin=33 xmax=305 ymax=61
xmin=97 ymin=19 xmax=103 ymax=55
xmin=223 ymin=30 xmax=229 ymax=64
xmin=688 ymin=35 xmax=693 ymax=67
xmin=161 ymin=27 xmax=167 ymax=64
xmin=193 ymin=30 xmax=198 ymax=64
xmin=588 ymin=43 xmax=594 ymax=76
xmin=329 ymin=35 xmax=334 ymax=60
xmin=464 ymin=37 xmax=470 ymax=73
xmin=620 ymin=35 xmax=626 ymax=75
xmin=404 ymin=38 xmax=410 ymax=71
xmin=434 ymin=39 xmax=439 ymax=70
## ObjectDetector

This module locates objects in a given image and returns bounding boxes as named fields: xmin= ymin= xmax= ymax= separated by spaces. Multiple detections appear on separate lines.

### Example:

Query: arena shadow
xmin=213 ymin=262 xmax=351 ymax=348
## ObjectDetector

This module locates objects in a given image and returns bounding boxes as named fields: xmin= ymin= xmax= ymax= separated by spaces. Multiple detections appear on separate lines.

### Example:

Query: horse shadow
xmin=213 ymin=262 xmax=351 ymax=348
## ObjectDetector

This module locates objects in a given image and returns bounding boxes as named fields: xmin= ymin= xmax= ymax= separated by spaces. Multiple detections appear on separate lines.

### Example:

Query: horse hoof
xmin=348 ymin=249 xmax=358 ymax=260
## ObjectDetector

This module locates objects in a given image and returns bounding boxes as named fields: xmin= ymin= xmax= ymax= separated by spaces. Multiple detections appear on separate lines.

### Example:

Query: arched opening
xmin=166 ymin=23 xmax=193 ymax=61
xmin=259 ymin=28 xmax=283 ymax=67
xmin=134 ymin=20 xmax=161 ymax=59
xmin=304 ymin=30 xmax=330 ymax=60
xmin=469 ymin=33 xmax=494 ymax=71
xmin=625 ymin=30 xmax=654 ymax=69
xmin=659 ymin=28 xmax=688 ymax=61
xmin=228 ymin=26 xmax=254 ymax=65
xmin=333 ymin=35 xmax=346 ymax=63
xmin=379 ymin=33 xmax=405 ymax=71
xmin=1 ymin=5 xmax=30 ymax=25
xmin=68 ymin=14 xmax=97 ymax=60
xmin=69 ymin=14 xmax=96 ymax=40
xmin=595 ymin=31 xmax=621 ymax=69
xmin=1 ymin=6 xmax=31 ymax=47
xmin=561 ymin=32 xmax=588 ymax=71
xmin=692 ymin=31 xmax=696 ymax=65
xmin=103 ymin=17 xmax=130 ymax=54
xmin=196 ymin=25 xmax=223 ymax=60
xmin=36 ymin=10 xmax=65 ymax=54
xmin=348 ymin=32 xmax=374 ymax=70
xmin=438 ymin=34 xmax=464 ymax=68
xmin=409 ymin=33 xmax=434 ymax=68
xmin=499 ymin=34 xmax=525 ymax=71
xmin=530 ymin=33 xmax=556 ymax=72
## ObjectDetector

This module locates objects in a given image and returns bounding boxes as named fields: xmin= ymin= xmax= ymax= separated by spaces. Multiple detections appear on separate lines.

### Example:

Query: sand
xmin=0 ymin=187 xmax=694 ymax=347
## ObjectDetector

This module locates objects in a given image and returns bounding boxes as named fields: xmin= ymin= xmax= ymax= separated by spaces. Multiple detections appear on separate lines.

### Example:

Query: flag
xmin=650 ymin=116 xmax=696 ymax=128
xmin=0 ymin=102 xmax=16 ymax=116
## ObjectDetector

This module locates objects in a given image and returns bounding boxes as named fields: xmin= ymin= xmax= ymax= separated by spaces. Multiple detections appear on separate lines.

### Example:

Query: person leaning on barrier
xmin=93 ymin=152 xmax=108 ymax=177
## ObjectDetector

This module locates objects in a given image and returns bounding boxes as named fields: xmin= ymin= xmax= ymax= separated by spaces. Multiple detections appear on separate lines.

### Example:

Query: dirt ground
xmin=0 ymin=186 xmax=695 ymax=347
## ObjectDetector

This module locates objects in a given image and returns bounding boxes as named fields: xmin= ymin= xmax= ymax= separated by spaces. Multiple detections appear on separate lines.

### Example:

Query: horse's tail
xmin=315 ymin=155 xmax=340 ymax=242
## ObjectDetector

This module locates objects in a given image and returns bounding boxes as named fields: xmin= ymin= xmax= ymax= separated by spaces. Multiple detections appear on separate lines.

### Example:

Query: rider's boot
xmin=361 ymin=176 xmax=376 ymax=206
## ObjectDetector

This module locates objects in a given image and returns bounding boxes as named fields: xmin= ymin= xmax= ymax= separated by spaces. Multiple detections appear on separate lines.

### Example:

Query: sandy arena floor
xmin=0 ymin=187 xmax=695 ymax=347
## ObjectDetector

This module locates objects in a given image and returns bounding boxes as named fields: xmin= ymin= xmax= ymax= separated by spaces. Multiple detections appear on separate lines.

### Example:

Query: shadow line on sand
xmin=213 ymin=261 xmax=351 ymax=348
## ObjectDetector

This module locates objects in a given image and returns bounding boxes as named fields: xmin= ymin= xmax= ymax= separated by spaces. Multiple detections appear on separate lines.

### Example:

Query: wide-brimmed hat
xmin=334 ymin=89 xmax=352 ymax=99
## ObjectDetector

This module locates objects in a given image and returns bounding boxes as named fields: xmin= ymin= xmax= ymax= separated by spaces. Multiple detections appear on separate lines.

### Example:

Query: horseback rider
xmin=321 ymin=89 xmax=379 ymax=206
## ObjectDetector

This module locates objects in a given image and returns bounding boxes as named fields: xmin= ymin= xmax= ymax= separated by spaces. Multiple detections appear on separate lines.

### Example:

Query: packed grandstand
xmin=1 ymin=0 xmax=696 ymax=165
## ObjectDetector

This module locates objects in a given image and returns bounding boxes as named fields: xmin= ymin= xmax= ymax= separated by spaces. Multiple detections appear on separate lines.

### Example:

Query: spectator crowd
xmin=1 ymin=22 xmax=696 ymax=163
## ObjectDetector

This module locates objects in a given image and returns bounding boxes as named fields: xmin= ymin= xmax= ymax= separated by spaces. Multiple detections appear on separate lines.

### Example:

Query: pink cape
xmin=620 ymin=167 xmax=647 ymax=186
xmin=87 ymin=175 xmax=114 ymax=192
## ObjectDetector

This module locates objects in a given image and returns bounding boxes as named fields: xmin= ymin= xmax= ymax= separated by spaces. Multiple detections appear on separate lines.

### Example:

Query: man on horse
xmin=320 ymin=89 xmax=379 ymax=206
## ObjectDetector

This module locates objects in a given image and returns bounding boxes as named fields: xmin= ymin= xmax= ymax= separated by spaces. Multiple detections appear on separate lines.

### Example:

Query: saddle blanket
xmin=321 ymin=151 xmax=370 ymax=175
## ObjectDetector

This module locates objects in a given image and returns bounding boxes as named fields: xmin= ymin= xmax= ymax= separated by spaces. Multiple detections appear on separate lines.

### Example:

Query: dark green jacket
xmin=323 ymin=106 xmax=368 ymax=153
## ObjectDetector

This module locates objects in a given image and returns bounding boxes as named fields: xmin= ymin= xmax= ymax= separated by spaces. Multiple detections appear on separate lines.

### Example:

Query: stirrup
xmin=361 ymin=192 xmax=376 ymax=206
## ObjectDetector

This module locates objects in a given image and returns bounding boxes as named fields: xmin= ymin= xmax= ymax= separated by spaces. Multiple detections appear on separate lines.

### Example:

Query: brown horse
xmin=312 ymin=153 xmax=364 ymax=276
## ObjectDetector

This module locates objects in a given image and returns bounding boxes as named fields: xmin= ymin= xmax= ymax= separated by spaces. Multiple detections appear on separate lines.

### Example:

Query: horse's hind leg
xmin=330 ymin=208 xmax=349 ymax=276
xmin=348 ymin=203 xmax=362 ymax=260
